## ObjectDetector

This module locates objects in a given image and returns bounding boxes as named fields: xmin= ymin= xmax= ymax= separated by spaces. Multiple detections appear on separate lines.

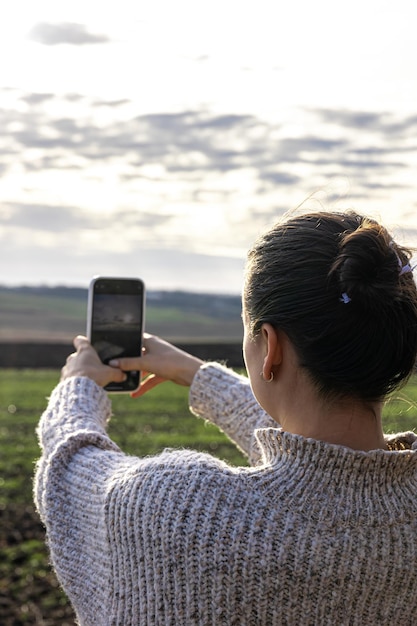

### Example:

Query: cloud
xmin=315 ymin=108 xmax=385 ymax=130
xmin=2 ymin=203 xmax=174 ymax=235
xmin=1 ymin=92 xmax=417 ymax=257
xmin=1 ymin=104 xmax=275 ymax=177
xmin=258 ymin=171 xmax=300 ymax=186
xmin=92 ymin=98 xmax=131 ymax=108
xmin=2 ymin=96 xmax=416 ymax=188
xmin=21 ymin=93 xmax=56 ymax=106
xmin=3 ymin=204 xmax=96 ymax=232
xmin=1 ymin=202 xmax=414 ymax=293
xmin=114 ymin=209 xmax=174 ymax=230
xmin=1 ymin=96 xmax=416 ymax=221
xmin=315 ymin=108 xmax=417 ymax=137
xmin=27 ymin=22 xmax=111 ymax=46
xmin=0 ymin=226 xmax=246 ymax=293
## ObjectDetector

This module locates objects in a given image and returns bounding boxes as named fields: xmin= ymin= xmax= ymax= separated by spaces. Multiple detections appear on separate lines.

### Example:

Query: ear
xmin=260 ymin=323 xmax=283 ymax=380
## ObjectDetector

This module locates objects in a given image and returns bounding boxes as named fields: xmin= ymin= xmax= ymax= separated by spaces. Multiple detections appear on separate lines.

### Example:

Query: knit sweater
xmin=34 ymin=363 xmax=417 ymax=626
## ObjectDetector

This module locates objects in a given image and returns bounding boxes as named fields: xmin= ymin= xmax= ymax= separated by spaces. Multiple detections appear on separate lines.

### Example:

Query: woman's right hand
xmin=109 ymin=333 xmax=204 ymax=398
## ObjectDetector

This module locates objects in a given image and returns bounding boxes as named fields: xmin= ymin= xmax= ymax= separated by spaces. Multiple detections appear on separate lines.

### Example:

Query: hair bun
xmin=330 ymin=220 xmax=407 ymax=306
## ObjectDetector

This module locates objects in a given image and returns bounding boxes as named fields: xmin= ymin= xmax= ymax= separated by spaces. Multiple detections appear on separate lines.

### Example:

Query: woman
xmin=35 ymin=211 xmax=417 ymax=625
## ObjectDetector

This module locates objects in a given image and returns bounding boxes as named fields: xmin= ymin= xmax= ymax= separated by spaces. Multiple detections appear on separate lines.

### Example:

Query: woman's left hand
xmin=61 ymin=335 xmax=128 ymax=388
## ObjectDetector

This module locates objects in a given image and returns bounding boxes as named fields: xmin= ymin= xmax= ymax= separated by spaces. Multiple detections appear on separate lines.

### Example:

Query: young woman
xmin=35 ymin=211 xmax=417 ymax=625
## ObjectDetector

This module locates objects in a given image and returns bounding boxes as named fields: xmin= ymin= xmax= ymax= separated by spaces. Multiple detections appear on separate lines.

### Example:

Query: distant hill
xmin=0 ymin=285 xmax=243 ymax=343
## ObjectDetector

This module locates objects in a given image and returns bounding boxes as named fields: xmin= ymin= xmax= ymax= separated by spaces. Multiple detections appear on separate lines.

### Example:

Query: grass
xmin=0 ymin=290 xmax=88 ymax=341
xmin=1 ymin=368 xmax=417 ymax=625
xmin=0 ymin=368 xmax=247 ymax=626
xmin=382 ymin=381 xmax=417 ymax=433
xmin=0 ymin=369 xmax=246 ymax=507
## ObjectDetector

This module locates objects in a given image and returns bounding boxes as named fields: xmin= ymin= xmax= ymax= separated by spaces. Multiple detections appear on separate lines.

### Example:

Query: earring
xmin=260 ymin=371 xmax=274 ymax=383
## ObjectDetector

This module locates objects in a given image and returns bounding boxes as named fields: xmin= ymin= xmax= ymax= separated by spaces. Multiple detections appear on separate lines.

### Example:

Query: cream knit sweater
xmin=35 ymin=363 xmax=417 ymax=625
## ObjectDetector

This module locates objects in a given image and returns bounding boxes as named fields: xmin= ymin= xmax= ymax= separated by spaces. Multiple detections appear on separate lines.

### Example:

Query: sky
xmin=1 ymin=0 xmax=417 ymax=294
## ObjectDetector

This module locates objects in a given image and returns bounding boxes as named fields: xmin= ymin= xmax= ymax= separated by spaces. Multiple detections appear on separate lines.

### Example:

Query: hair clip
xmin=340 ymin=292 xmax=351 ymax=304
xmin=390 ymin=241 xmax=415 ymax=276
xmin=399 ymin=262 xmax=413 ymax=276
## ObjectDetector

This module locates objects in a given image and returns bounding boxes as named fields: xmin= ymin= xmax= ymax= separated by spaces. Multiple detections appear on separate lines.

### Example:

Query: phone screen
xmin=88 ymin=277 xmax=145 ymax=392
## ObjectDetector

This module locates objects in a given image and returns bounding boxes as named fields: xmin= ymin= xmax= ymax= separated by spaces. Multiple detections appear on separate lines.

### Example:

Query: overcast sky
xmin=1 ymin=0 xmax=417 ymax=293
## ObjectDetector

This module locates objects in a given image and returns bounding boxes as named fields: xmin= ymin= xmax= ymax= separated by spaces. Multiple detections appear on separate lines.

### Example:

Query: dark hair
xmin=244 ymin=211 xmax=417 ymax=402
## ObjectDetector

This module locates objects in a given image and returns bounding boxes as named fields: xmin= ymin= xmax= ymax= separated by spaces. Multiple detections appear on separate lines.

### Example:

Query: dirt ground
xmin=0 ymin=504 xmax=76 ymax=626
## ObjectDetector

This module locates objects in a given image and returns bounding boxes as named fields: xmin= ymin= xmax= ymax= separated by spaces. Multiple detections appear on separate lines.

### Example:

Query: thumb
xmin=130 ymin=374 xmax=167 ymax=398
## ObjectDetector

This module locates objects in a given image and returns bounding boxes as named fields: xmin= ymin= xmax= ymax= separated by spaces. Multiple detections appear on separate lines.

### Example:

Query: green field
xmin=0 ymin=369 xmax=247 ymax=625
xmin=1 ymin=369 xmax=417 ymax=625
xmin=0 ymin=287 xmax=243 ymax=342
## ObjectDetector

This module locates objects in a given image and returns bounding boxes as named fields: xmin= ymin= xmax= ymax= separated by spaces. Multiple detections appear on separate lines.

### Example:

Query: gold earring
xmin=260 ymin=371 xmax=274 ymax=383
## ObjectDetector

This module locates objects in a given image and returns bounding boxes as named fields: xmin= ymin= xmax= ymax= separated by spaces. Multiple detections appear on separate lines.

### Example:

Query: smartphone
xmin=87 ymin=276 xmax=145 ymax=392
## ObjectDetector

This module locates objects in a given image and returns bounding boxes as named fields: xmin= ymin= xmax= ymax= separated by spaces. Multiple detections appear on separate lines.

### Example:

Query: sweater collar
xmin=252 ymin=429 xmax=417 ymax=524
xmin=254 ymin=427 xmax=417 ymax=468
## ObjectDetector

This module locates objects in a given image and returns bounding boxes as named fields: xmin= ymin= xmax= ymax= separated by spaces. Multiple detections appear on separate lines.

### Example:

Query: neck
xmin=270 ymin=371 xmax=385 ymax=452
xmin=255 ymin=328 xmax=386 ymax=452
xmin=280 ymin=398 xmax=385 ymax=451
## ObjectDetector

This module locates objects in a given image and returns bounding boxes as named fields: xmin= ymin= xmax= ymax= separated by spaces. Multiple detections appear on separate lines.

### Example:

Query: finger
xmin=65 ymin=350 xmax=76 ymax=363
xmin=60 ymin=364 xmax=68 ymax=380
xmin=109 ymin=356 xmax=142 ymax=371
xmin=130 ymin=374 xmax=167 ymax=398
xmin=105 ymin=365 xmax=127 ymax=383
xmin=73 ymin=335 xmax=90 ymax=351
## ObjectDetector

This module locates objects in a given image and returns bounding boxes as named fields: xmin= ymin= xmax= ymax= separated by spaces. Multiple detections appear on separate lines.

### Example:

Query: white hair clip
xmin=390 ymin=241 xmax=415 ymax=276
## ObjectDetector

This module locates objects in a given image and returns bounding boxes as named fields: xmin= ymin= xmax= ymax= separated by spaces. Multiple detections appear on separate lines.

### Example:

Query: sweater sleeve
xmin=34 ymin=376 xmax=120 ymax=519
xmin=189 ymin=362 xmax=276 ymax=464
xmin=34 ymin=376 xmax=128 ymax=624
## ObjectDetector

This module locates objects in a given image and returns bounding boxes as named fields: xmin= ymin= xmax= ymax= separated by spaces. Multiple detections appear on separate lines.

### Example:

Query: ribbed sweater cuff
xmin=36 ymin=376 xmax=114 ymax=455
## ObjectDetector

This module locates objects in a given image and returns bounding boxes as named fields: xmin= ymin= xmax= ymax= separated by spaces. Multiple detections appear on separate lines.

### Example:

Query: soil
xmin=0 ymin=504 xmax=76 ymax=626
